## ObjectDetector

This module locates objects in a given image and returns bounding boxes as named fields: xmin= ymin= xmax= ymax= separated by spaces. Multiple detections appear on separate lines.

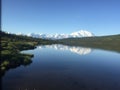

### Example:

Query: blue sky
xmin=2 ymin=0 xmax=120 ymax=36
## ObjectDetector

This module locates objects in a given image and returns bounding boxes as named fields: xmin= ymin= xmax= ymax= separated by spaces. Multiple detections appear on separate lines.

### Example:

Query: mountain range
xmin=26 ymin=30 xmax=94 ymax=39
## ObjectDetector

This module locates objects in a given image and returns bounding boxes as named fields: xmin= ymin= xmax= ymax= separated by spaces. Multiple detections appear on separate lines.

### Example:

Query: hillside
xmin=1 ymin=31 xmax=57 ymax=45
xmin=58 ymin=34 xmax=120 ymax=53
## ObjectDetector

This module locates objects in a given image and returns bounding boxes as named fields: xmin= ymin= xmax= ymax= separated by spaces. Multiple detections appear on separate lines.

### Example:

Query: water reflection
xmin=37 ymin=44 xmax=92 ymax=55
xmin=2 ymin=44 xmax=120 ymax=90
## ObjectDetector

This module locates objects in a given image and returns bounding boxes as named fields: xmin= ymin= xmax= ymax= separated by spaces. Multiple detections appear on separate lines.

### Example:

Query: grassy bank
xmin=1 ymin=41 xmax=35 ymax=76
xmin=1 ymin=31 xmax=56 ymax=77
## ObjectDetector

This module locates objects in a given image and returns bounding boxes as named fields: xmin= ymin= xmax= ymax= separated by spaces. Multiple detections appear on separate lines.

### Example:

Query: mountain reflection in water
xmin=37 ymin=44 xmax=92 ymax=55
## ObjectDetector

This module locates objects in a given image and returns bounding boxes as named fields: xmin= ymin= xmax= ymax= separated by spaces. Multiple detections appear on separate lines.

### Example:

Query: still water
xmin=2 ymin=44 xmax=120 ymax=90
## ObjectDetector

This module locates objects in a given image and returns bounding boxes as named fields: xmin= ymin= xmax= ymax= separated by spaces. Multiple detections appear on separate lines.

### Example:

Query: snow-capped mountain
xmin=70 ymin=30 xmax=94 ymax=37
xmin=27 ymin=30 xmax=94 ymax=39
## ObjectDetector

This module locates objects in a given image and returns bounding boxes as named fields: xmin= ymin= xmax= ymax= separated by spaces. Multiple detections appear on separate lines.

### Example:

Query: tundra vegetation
xmin=1 ymin=31 xmax=56 ymax=77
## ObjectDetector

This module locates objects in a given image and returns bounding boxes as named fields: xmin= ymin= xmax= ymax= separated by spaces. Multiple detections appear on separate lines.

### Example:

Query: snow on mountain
xmin=26 ymin=30 xmax=94 ymax=39
xmin=70 ymin=30 xmax=94 ymax=37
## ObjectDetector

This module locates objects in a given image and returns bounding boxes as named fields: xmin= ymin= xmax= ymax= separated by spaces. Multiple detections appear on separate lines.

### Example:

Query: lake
xmin=2 ymin=44 xmax=120 ymax=90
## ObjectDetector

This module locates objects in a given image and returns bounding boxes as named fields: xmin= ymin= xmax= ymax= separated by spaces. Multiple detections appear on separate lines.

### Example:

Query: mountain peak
xmin=70 ymin=30 xmax=94 ymax=37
